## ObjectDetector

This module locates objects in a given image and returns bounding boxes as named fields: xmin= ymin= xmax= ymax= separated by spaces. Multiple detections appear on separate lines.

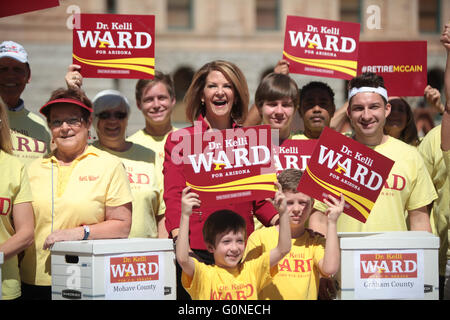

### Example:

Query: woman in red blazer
xmin=163 ymin=61 xmax=279 ymax=267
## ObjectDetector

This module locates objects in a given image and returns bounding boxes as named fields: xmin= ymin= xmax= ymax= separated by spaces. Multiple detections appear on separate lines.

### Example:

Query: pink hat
xmin=40 ymin=98 xmax=93 ymax=117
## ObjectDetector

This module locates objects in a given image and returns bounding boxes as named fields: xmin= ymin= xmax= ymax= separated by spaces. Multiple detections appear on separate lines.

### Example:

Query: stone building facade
xmin=1 ymin=0 xmax=449 ymax=136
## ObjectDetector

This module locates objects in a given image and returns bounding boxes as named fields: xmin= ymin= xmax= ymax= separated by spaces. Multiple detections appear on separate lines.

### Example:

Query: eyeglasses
xmin=49 ymin=117 xmax=83 ymax=128
xmin=97 ymin=111 xmax=128 ymax=120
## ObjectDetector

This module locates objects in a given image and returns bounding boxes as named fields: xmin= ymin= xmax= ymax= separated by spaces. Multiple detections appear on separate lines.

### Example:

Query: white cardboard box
xmin=336 ymin=231 xmax=439 ymax=300
xmin=51 ymin=238 xmax=176 ymax=300
xmin=0 ymin=252 xmax=3 ymax=300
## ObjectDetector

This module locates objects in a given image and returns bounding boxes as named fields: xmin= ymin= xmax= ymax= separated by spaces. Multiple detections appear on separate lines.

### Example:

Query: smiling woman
xmin=20 ymin=88 xmax=133 ymax=300
xmin=163 ymin=60 xmax=278 ymax=300
xmin=64 ymin=66 xmax=168 ymax=241
xmin=91 ymin=90 xmax=166 ymax=240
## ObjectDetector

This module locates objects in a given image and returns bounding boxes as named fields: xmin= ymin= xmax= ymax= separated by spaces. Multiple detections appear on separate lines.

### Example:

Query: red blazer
xmin=163 ymin=115 xmax=277 ymax=250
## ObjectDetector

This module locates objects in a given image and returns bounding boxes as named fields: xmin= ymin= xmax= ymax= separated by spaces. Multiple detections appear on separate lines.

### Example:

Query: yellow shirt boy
xmin=182 ymin=252 xmax=277 ymax=300
xmin=244 ymin=227 xmax=325 ymax=300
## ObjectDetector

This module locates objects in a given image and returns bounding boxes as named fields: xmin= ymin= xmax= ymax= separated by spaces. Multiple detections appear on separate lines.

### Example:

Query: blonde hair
xmin=184 ymin=60 xmax=249 ymax=124
xmin=0 ymin=97 xmax=13 ymax=154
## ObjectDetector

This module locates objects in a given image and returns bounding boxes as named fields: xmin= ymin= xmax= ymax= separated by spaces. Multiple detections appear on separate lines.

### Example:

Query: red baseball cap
xmin=40 ymin=98 xmax=93 ymax=117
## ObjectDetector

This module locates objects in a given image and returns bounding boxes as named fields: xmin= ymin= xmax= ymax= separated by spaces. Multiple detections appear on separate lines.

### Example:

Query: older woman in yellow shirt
xmin=20 ymin=88 xmax=132 ymax=300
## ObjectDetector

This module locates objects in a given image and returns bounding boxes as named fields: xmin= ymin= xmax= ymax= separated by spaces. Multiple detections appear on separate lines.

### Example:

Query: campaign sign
xmin=354 ymin=250 xmax=424 ymax=299
xmin=105 ymin=253 xmax=165 ymax=300
xmin=272 ymin=139 xmax=317 ymax=172
xmin=183 ymin=125 xmax=277 ymax=207
xmin=73 ymin=13 xmax=155 ymax=79
xmin=357 ymin=41 xmax=427 ymax=96
xmin=0 ymin=0 xmax=59 ymax=18
xmin=283 ymin=15 xmax=360 ymax=80
xmin=297 ymin=127 xmax=394 ymax=223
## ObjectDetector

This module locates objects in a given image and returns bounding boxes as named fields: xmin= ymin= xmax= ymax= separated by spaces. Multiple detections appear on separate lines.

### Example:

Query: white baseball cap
xmin=0 ymin=41 xmax=28 ymax=63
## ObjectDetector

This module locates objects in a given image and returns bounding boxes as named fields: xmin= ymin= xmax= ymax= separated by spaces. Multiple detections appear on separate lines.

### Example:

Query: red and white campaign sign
xmin=354 ymin=250 xmax=424 ymax=299
xmin=0 ymin=0 xmax=59 ymax=18
xmin=182 ymin=125 xmax=277 ymax=207
xmin=357 ymin=41 xmax=427 ymax=97
xmin=283 ymin=15 xmax=360 ymax=80
xmin=272 ymin=139 xmax=317 ymax=172
xmin=105 ymin=253 xmax=165 ymax=300
xmin=297 ymin=127 xmax=394 ymax=223
xmin=109 ymin=255 xmax=159 ymax=283
xmin=73 ymin=13 xmax=155 ymax=79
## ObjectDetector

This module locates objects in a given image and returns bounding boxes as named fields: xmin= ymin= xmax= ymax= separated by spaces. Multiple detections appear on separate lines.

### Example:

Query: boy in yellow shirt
xmin=244 ymin=169 xmax=344 ymax=299
xmin=176 ymin=185 xmax=291 ymax=300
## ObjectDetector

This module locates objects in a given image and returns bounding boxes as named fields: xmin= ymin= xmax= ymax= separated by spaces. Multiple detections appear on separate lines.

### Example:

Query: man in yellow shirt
xmin=338 ymin=72 xmax=436 ymax=233
xmin=0 ymin=41 xmax=50 ymax=165
xmin=127 ymin=71 xmax=177 ymax=164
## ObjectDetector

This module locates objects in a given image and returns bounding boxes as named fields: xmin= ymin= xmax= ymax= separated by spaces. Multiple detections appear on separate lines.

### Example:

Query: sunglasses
xmin=97 ymin=111 xmax=128 ymax=120
xmin=49 ymin=117 xmax=83 ymax=128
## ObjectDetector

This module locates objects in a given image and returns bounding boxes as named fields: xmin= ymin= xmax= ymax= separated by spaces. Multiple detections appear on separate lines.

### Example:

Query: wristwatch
xmin=82 ymin=225 xmax=90 ymax=240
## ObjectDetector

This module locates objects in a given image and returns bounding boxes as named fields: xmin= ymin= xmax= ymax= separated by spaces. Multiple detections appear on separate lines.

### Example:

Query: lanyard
xmin=51 ymin=161 xmax=55 ymax=233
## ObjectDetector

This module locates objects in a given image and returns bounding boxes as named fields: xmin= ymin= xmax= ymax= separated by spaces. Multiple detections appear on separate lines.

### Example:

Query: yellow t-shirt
xmin=8 ymin=105 xmax=51 ymax=166
xmin=92 ymin=141 xmax=165 ymax=238
xmin=182 ymin=252 xmax=277 ymax=300
xmin=0 ymin=150 xmax=33 ymax=299
xmin=243 ymin=227 xmax=325 ymax=300
xmin=127 ymin=129 xmax=172 ymax=165
xmin=290 ymin=132 xmax=309 ymax=140
xmin=418 ymin=125 xmax=450 ymax=276
xmin=444 ymin=150 xmax=450 ymax=181
xmin=337 ymin=136 xmax=437 ymax=232
xmin=21 ymin=145 xmax=133 ymax=286
xmin=290 ymin=130 xmax=353 ymax=140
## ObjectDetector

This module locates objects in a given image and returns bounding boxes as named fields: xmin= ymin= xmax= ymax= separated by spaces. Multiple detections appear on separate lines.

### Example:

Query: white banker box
xmin=336 ymin=231 xmax=439 ymax=300
xmin=51 ymin=238 xmax=176 ymax=300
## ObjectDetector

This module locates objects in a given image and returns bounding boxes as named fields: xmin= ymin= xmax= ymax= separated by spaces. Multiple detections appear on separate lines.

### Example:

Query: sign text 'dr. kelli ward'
xmin=297 ymin=127 xmax=394 ymax=223
xmin=73 ymin=13 xmax=155 ymax=79
xmin=283 ymin=15 xmax=360 ymax=80
xmin=181 ymin=125 xmax=277 ymax=206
